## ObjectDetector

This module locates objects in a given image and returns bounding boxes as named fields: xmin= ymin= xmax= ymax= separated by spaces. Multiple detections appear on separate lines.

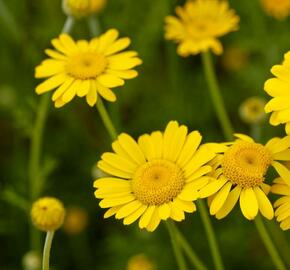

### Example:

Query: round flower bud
xmin=63 ymin=206 xmax=88 ymax=234
xmin=31 ymin=197 xmax=65 ymax=231
xmin=22 ymin=251 xmax=41 ymax=270
xmin=127 ymin=254 xmax=155 ymax=270
xmin=62 ymin=0 xmax=106 ymax=18
xmin=239 ymin=96 xmax=266 ymax=124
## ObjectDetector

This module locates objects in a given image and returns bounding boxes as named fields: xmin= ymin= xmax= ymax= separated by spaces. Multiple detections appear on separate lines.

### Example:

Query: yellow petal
xmin=123 ymin=205 xmax=147 ymax=225
xmin=274 ymin=196 xmax=290 ymax=208
xmin=146 ymin=208 xmax=161 ymax=232
xmin=104 ymin=37 xmax=131 ymax=56
xmin=199 ymin=178 xmax=227 ymax=198
xmin=216 ymin=186 xmax=241 ymax=219
xmin=265 ymin=96 xmax=290 ymax=113
xmin=36 ymin=73 xmax=67 ymax=94
xmin=273 ymin=149 xmax=290 ymax=160
xmin=158 ymin=203 xmax=171 ymax=220
xmin=52 ymin=77 xmax=75 ymax=101
xmin=239 ymin=188 xmax=258 ymax=220
xmin=93 ymin=177 xmax=130 ymax=188
xmin=104 ymin=205 xmax=123 ymax=218
xmin=178 ymin=188 xmax=199 ymax=201
xmin=139 ymin=205 xmax=155 ymax=229
xmin=264 ymin=78 xmax=290 ymax=97
xmin=98 ymin=29 xmax=119 ymax=53
xmin=108 ymin=56 xmax=142 ymax=70
xmin=270 ymin=136 xmax=290 ymax=154
xmin=107 ymin=69 xmax=138 ymax=79
xmin=174 ymin=198 xmax=196 ymax=213
xmin=115 ymin=200 xmax=142 ymax=219
xmin=118 ymin=133 xmax=146 ymax=165
xmin=97 ymin=74 xmax=124 ymax=88
xmin=169 ymin=125 xmax=188 ymax=162
xmin=96 ymin=81 xmax=117 ymax=102
xmin=271 ymin=184 xmax=290 ymax=195
xmin=210 ymin=182 xmax=232 ymax=215
xmin=86 ymin=80 xmax=98 ymax=106
xmin=280 ymin=217 xmax=290 ymax=230
xmin=99 ymin=194 xmax=135 ymax=208
xmin=234 ymin=134 xmax=255 ymax=142
xmin=97 ymin=160 xmax=132 ymax=179
xmin=112 ymin=141 xmax=138 ymax=165
xmin=162 ymin=121 xmax=179 ymax=159
xmin=45 ymin=49 xmax=67 ymax=60
xmin=186 ymin=165 xmax=212 ymax=183
xmin=253 ymin=187 xmax=274 ymax=220
xmin=185 ymin=176 xmax=209 ymax=190
xmin=77 ymin=80 xmax=91 ymax=97
xmin=150 ymin=131 xmax=163 ymax=159
xmin=271 ymin=161 xmax=290 ymax=187
xmin=177 ymin=131 xmax=202 ymax=167
xmin=138 ymin=134 xmax=155 ymax=161
xmin=35 ymin=60 xmax=65 ymax=78
xmin=59 ymin=34 xmax=77 ymax=52
xmin=170 ymin=201 xmax=185 ymax=221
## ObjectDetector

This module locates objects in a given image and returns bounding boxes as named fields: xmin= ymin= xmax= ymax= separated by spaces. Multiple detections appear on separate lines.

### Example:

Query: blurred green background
xmin=1 ymin=0 xmax=290 ymax=269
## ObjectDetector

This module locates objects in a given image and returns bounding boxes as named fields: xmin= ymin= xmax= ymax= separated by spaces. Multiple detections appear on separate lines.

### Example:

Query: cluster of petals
xmin=164 ymin=0 xmax=239 ymax=56
xmin=35 ymin=29 xmax=142 ymax=108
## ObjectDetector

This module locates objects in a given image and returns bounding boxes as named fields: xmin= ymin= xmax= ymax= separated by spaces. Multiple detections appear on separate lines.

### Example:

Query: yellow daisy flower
xmin=63 ymin=0 xmax=106 ymax=18
xmin=164 ymin=0 xmax=239 ymax=56
xmin=264 ymin=52 xmax=290 ymax=134
xmin=199 ymin=134 xmax=290 ymax=220
xmin=35 ymin=29 xmax=142 ymax=108
xmin=239 ymin=96 xmax=266 ymax=124
xmin=93 ymin=121 xmax=216 ymax=232
xmin=260 ymin=0 xmax=290 ymax=20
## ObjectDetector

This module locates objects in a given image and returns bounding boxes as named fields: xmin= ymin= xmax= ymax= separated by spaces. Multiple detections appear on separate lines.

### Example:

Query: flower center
xmin=66 ymin=52 xmax=107 ymax=80
xmin=131 ymin=159 xmax=185 ymax=205
xmin=222 ymin=141 xmax=272 ymax=188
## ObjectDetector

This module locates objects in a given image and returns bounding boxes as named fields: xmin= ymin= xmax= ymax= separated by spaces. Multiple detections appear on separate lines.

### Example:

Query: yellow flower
xmin=199 ymin=134 xmax=290 ymax=220
xmin=63 ymin=0 xmax=106 ymax=18
xmin=94 ymin=121 xmax=216 ymax=232
xmin=35 ymin=29 xmax=142 ymax=108
xmin=63 ymin=206 xmax=89 ymax=234
xmin=31 ymin=197 xmax=66 ymax=231
xmin=264 ymin=52 xmax=290 ymax=134
xmin=164 ymin=0 xmax=239 ymax=56
xmin=221 ymin=47 xmax=249 ymax=72
xmin=22 ymin=251 xmax=41 ymax=270
xmin=271 ymin=177 xmax=290 ymax=230
xmin=260 ymin=0 xmax=290 ymax=20
xmin=239 ymin=96 xmax=266 ymax=124
xmin=127 ymin=254 xmax=155 ymax=270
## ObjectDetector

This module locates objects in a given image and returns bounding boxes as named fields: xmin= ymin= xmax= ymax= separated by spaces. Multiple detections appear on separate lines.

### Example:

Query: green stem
xmin=254 ymin=216 xmax=286 ymax=270
xmin=197 ymin=200 xmax=224 ymax=270
xmin=166 ymin=221 xmax=188 ymax=270
xmin=62 ymin=16 xmax=75 ymax=33
xmin=172 ymin=222 xmax=208 ymax=270
xmin=87 ymin=16 xmax=101 ymax=37
xmin=96 ymin=99 xmax=118 ymax=141
xmin=42 ymin=231 xmax=55 ymax=270
xmin=201 ymin=51 xmax=233 ymax=141
xmin=1 ymin=190 xmax=30 ymax=213
xmin=28 ymin=94 xmax=50 ymax=201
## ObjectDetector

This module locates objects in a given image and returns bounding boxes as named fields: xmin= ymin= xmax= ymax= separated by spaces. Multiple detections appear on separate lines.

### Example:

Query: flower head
xmin=63 ymin=0 xmax=106 ymax=18
xmin=63 ymin=206 xmax=89 ymax=234
xmin=264 ymin=52 xmax=290 ymax=134
xmin=127 ymin=254 xmax=155 ymax=270
xmin=164 ymin=0 xmax=239 ymax=56
xmin=31 ymin=197 xmax=65 ymax=231
xmin=239 ymin=96 xmax=266 ymax=124
xmin=260 ymin=0 xmax=290 ymax=20
xmin=35 ymin=29 xmax=142 ymax=108
xmin=199 ymin=134 xmax=290 ymax=220
xmin=94 ymin=121 xmax=216 ymax=231
xmin=22 ymin=251 xmax=41 ymax=270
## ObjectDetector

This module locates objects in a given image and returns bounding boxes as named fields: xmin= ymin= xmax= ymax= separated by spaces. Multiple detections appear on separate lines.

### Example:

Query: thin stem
xmin=197 ymin=200 xmax=224 ymax=270
xmin=254 ymin=215 xmax=287 ymax=270
xmin=87 ymin=16 xmax=101 ymax=37
xmin=62 ymin=16 xmax=75 ymax=33
xmin=201 ymin=51 xmax=233 ymax=141
xmin=42 ymin=231 xmax=55 ymax=270
xmin=166 ymin=221 xmax=188 ymax=270
xmin=96 ymin=99 xmax=118 ymax=141
xmin=172 ymin=222 xmax=208 ymax=270
xmin=1 ymin=189 xmax=30 ymax=213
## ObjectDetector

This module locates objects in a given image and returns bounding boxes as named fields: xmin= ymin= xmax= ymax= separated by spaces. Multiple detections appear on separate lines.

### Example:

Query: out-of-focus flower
xmin=260 ymin=0 xmax=290 ymax=20
xmin=62 ymin=0 xmax=106 ymax=18
xmin=35 ymin=29 xmax=142 ymax=108
xmin=271 ymin=177 xmax=290 ymax=230
xmin=200 ymin=134 xmax=290 ymax=220
xmin=164 ymin=0 xmax=239 ymax=56
xmin=127 ymin=254 xmax=155 ymax=270
xmin=31 ymin=197 xmax=66 ymax=231
xmin=94 ymin=121 xmax=216 ymax=231
xmin=63 ymin=206 xmax=89 ymax=234
xmin=221 ymin=47 xmax=249 ymax=72
xmin=22 ymin=251 xmax=41 ymax=270
xmin=239 ymin=96 xmax=267 ymax=124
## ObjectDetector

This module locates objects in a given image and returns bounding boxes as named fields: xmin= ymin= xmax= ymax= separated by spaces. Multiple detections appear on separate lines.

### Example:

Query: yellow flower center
xmin=66 ymin=52 xmax=107 ymax=80
xmin=132 ymin=160 xmax=185 ymax=205
xmin=222 ymin=141 xmax=272 ymax=188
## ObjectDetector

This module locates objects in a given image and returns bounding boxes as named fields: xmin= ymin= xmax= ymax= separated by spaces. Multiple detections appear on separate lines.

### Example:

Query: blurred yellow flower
xmin=63 ymin=0 xmax=106 ymax=18
xmin=63 ymin=206 xmax=89 ymax=234
xmin=35 ymin=29 xmax=142 ymax=108
xmin=271 ymin=177 xmax=290 ymax=230
xmin=221 ymin=47 xmax=249 ymax=72
xmin=31 ymin=197 xmax=66 ymax=231
xmin=164 ymin=0 xmax=239 ymax=56
xmin=127 ymin=254 xmax=155 ymax=270
xmin=264 ymin=52 xmax=290 ymax=134
xmin=239 ymin=96 xmax=266 ymax=124
xmin=22 ymin=251 xmax=41 ymax=270
xmin=200 ymin=134 xmax=290 ymax=220
xmin=94 ymin=121 xmax=216 ymax=231
xmin=260 ymin=0 xmax=290 ymax=20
